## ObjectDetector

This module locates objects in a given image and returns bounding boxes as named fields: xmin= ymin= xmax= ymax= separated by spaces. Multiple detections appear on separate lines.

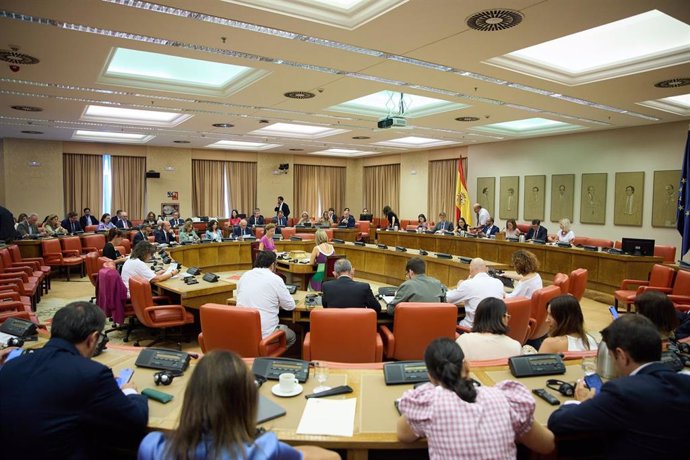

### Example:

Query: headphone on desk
xmin=546 ymin=379 xmax=575 ymax=397
xmin=153 ymin=370 xmax=183 ymax=386
xmin=6 ymin=337 xmax=24 ymax=347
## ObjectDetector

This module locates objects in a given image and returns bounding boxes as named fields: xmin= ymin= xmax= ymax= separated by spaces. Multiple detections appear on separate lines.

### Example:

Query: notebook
xmin=257 ymin=395 xmax=286 ymax=424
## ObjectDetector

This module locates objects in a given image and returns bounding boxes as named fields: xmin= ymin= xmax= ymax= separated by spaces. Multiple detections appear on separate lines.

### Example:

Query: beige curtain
xmin=227 ymin=161 xmax=257 ymax=215
xmin=63 ymin=153 xmax=103 ymax=217
xmin=428 ymin=158 xmax=458 ymax=221
xmin=364 ymin=164 xmax=400 ymax=219
xmin=111 ymin=155 xmax=145 ymax=220
xmin=192 ymin=159 xmax=226 ymax=217
xmin=294 ymin=165 xmax=345 ymax=218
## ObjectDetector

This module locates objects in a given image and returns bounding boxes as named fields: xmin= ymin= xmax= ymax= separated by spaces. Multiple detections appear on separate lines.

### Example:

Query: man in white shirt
xmin=473 ymin=203 xmax=490 ymax=226
xmin=446 ymin=258 xmax=504 ymax=328
xmin=236 ymin=250 xmax=296 ymax=347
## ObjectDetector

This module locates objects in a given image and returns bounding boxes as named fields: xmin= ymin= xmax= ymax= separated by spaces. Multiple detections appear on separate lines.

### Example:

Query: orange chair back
xmin=307 ymin=308 xmax=381 ymax=362
xmin=517 ymin=223 xmax=531 ymax=233
xmin=7 ymin=245 xmax=25 ymax=264
xmin=323 ymin=228 xmax=334 ymax=241
xmin=85 ymin=252 xmax=101 ymax=287
xmin=294 ymin=233 xmax=316 ymax=241
xmin=281 ymin=227 xmax=296 ymax=240
xmin=0 ymin=248 xmax=14 ymax=269
xmin=250 ymin=241 xmax=261 ymax=266
xmin=568 ymin=268 xmax=588 ymax=301
xmin=255 ymin=227 xmax=265 ymax=239
xmin=529 ymin=285 xmax=562 ymax=339
xmin=82 ymin=233 xmax=106 ymax=253
xmin=325 ymin=255 xmax=345 ymax=281
xmin=572 ymin=236 xmax=589 ymax=247
xmin=553 ymin=273 xmax=570 ymax=294
xmin=60 ymin=236 xmax=84 ymax=254
xmin=128 ymin=276 xmax=157 ymax=327
xmin=587 ymin=238 xmax=613 ymax=248
xmin=357 ymin=220 xmax=371 ymax=235
xmin=504 ymin=297 xmax=532 ymax=344
xmin=198 ymin=304 xmax=264 ymax=356
xmin=84 ymin=225 xmax=98 ymax=232
xmin=41 ymin=239 xmax=63 ymax=262
xmin=672 ymin=270 xmax=690 ymax=296
xmin=648 ymin=264 xmax=675 ymax=289
xmin=654 ymin=245 xmax=676 ymax=263
xmin=98 ymin=256 xmax=117 ymax=271
xmin=391 ymin=303 xmax=458 ymax=360
xmin=120 ymin=238 xmax=131 ymax=254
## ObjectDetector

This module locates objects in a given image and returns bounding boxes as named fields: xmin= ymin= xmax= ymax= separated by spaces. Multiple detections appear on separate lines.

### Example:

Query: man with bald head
xmin=447 ymin=258 xmax=504 ymax=328
xmin=232 ymin=219 xmax=253 ymax=239
xmin=473 ymin=203 xmax=490 ymax=227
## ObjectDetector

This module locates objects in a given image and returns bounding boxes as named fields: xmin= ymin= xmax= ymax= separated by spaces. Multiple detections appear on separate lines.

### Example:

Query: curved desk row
xmin=377 ymin=231 xmax=663 ymax=298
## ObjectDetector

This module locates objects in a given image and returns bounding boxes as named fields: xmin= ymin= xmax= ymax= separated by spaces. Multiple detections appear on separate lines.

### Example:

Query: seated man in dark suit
xmin=168 ymin=211 xmax=184 ymax=228
xmin=322 ymin=258 xmax=381 ymax=313
xmin=477 ymin=217 xmax=500 ymax=238
xmin=432 ymin=211 xmax=454 ymax=233
xmin=114 ymin=210 xmax=132 ymax=229
xmin=548 ymin=315 xmax=690 ymax=458
xmin=273 ymin=210 xmax=288 ymax=228
xmin=79 ymin=207 xmax=99 ymax=229
xmin=61 ymin=211 xmax=83 ymax=234
xmin=132 ymin=223 xmax=151 ymax=246
xmin=154 ymin=220 xmax=175 ymax=244
xmin=232 ymin=219 xmax=254 ymax=239
xmin=0 ymin=301 xmax=149 ymax=459
xmin=525 ymin=219 xmax=548 ymax=241
xmin=248 ymin=208 xmax=264 ymax=227
xmin=338 ymin=208 xmax=356 ymax=228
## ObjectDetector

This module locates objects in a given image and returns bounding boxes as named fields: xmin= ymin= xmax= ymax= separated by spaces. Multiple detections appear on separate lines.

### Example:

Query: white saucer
xmin=271 ymin=383 xmax=303 ymax=398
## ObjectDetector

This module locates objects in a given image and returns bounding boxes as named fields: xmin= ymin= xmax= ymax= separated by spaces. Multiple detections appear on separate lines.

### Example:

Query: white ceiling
xmin=0 ymin=0 xmax=689 ymax=157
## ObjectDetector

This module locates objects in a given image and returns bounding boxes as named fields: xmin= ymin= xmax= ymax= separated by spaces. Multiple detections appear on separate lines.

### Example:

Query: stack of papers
xmin=296 ymin=398 xmax=357 ymax=437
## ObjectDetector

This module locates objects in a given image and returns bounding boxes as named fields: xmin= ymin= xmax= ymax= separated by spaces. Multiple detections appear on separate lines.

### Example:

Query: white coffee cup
xmin=279 ymin=373 xmax=298 ymax=393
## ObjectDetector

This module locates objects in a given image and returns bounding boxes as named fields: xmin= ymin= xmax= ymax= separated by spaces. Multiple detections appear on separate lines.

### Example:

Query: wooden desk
xmin=155 ymin=273 xmax=237 ymax=309
xmin=294 ymin=227 xmax=360 ymax=242
xmin=377 ymin=231 xmax=662 ymax=298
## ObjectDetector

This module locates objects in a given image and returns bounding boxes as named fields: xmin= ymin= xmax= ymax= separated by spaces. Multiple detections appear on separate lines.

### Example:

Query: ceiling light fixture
xmin=455 ymin=116 xmax=480 ymax=122
xmin=466 ymin=9 xmax=523 ymax=31
xmin=352 ymin=136 xmax=370 ymax=139
xmin=284 ymin=91 xmax=316 ymax=99
xmin=173 ymin=140 xmax=190 ymax=143
xmin=21 ymin=130 xmax=43 ymax=134
xmin=212 ymin=123 xmax=234 ymax=128
xmin=654 ymin=78 xmax=690 ymax=88
xmin=11 ymin=105 xmax=42 ymax=111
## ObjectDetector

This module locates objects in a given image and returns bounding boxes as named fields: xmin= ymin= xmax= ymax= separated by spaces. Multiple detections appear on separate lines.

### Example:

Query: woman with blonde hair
xmin=549 ymin=218 xmax=575 ymax=244
xmin=178 ymin=221 xmax=200 ymax=243
xmin=43 ymin=214 xmax=68 ymax=236
xmin=504 ymin=218 xmax=521 ymax=238
xmin=309 ymin=229 xmax=334 ymax=291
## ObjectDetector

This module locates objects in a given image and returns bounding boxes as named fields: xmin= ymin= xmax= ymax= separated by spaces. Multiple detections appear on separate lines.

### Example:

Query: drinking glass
xmin=313 ymin=362 xmax=331 ymax=393
xmin=581 ymin=356 xmax=597 ymax=375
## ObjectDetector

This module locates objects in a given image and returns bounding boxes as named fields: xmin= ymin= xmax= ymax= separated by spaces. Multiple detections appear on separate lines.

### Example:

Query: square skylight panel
xmin=72 ymin=130 xmax=154 ymax=143
xmin=82 ymin=105 xmax=191 ymax=127
xmin=328 ymin=90 xmax=469 ymax=118
xmin=373 ymin=136 xmax=458 ymax=148
xmin=471 ymin=118 xmax=583 ymax=136
xmin=249 ymin=123 xmax=348 ymax=139
xmin=486 ymin=10 xmax=690 ymax=85
xmin=308 ymin=148 xmax=373 ymax=157
xmin=207 ymin=140 xmax=281 ymax=151
xmin=637 ymin=93 xmax=690 ymax=116
xmin=101 ymin=48 xmax=268 ymax=96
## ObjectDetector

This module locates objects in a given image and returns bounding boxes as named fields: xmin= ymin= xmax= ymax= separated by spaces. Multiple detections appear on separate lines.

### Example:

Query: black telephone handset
xmin=135 ymin=348 xmax=190 ymax=372
xmin=252 ymin=357 xmax=310 ymax=383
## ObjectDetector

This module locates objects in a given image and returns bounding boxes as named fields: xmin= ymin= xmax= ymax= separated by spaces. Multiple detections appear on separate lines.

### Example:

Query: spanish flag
xmin=455 ymin=159 xmax=472 ymax=226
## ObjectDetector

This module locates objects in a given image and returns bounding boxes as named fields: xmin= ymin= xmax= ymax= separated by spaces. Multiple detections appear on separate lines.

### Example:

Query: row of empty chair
xmin=614 ymin=264 xmax=690 ymax=312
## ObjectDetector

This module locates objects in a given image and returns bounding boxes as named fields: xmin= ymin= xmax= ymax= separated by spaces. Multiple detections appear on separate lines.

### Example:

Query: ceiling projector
xmin=377 ymin=116 xmax=407 ymax=129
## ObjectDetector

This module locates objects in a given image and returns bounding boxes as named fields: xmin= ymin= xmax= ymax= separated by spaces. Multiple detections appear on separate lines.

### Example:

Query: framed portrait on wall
xmin=523 ymin=175 xmax=546 ymax=221
xmin=476 ymin=177 xmax=495 ymax=219
xmin=613 ymin=172 xmax=644 ymax=226
xmin=161 ymin=203 xmax=180 ymax=219
xmin=550 ymin=174 xmax=575 ymax=223
xmin=580 ymin=173 xmax=607 ymax=224
xmin=499 ymin=176 xmax=519 ymax=220
xmin=652 ymin=169 xmax=681 ymax=228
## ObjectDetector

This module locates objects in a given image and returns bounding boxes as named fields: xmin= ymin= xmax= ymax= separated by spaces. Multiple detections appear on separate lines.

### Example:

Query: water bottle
xmin=519 ymin=234 xmax=525 ymax=243
xmin=596 ymin=341 xmax=617 ymax=379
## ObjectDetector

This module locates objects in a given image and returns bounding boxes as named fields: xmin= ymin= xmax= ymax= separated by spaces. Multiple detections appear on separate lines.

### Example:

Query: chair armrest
xmin=380 ymin=325 xmax=395 ymax=357
xmin=43 ymin=252 xmax=64 ymax=263
xmin=375 ymin=333 xmax=383 ymax=362
xmin=143 ymin=304 xmax=188 ymax=326
xmin=675 ymin=304 xmax=690 ymax=313
xmin=152 ymin=295 xmax=173 ymax=305
xmin=0 ymin=281 xmax=21 ymax=293
xmin=10 ymin=262 xmax=38 ymax=271
xmin=619 ymin=279 xmax=648 ymax=290
xmin=0 ymin=273 xmax=29 ymax=283
xmin=21 ymin=256 xmax=47 ymax=265
xmin=456 ymin=325 xmax=472 ymax=335
xmin=638 ymin=286 xmax=672 ymax=294
xmin=4 ymin=266 xmax=32 ymax=276
xmin=82 ymin=246 xmax=98 ymax=254
xmin=0 ymin=290 xmax=21 ymax=302
xmin=0 ymin=301 xmax=25 ymax=313
xmin=61 ymin=249 xmax=80 ymax=257
xmin=302 ymin=332 xmax=311 ymax=361
xmin=669 ymin=295 xmax=690 ymax=305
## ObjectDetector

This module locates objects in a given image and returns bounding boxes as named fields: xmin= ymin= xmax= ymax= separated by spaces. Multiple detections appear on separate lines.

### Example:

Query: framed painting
xmin=524 ymin=175 xmax=546 ymax=221
xmin=550 ymin=174 xmax=575 ymax=222
xmin=161 ymin=203 xmax=180 ymax=219
xmin=613 ymin=171 xmax=644 ymax=226
xmin=499 ymin=176 xmax=519 ymax=220
xmin=580 ymin=173 xmax=607 ymax=224
xmin=652 ymin=169 xmax=681 ymax=228
xmin=477 ymin=177 xmax=495 ymax=219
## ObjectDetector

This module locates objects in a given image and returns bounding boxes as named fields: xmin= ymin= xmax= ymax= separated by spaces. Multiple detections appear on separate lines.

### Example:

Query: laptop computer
xmin=257 ymin=395 xmax=286 ymax=424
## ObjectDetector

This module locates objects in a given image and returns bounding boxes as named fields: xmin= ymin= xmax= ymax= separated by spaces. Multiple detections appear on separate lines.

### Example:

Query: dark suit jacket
xmin=115 ymin=219 xmax=132 ymax=229
xmin=61 ymin=219 xmax=83 ymax=233
xmin=274 ymin=202 xmax=290 ymax=218
xmin=0 ymin=206 xmax=16 ymax=242
xmin=339 ymin=215 xmax=356 ymax=228
xmin=169 ymin=218 xmax=184 ymax=227
xmin=322 ymin=276 xmax=381 ymax=313
xmin=154 ymin=229 xmax=175 ymax=244
xmin=525 ymin=225 xmax=548 ymax=241
xmin=132 ymin=230 xmax=148 ymax=246
xmin=79 ymin=215 xmax=98 ymax=228
xmin=548 ymin=362 xmax=690 ymax=459
xmin=248 ymin=215 xmax=264 ymax=227
xmin=233 ymin=226 xmax=254 ymax=238
xmin=480 ymin=224 xmax=500 ymax=237
xmin=273 ymin=216 xmax=288 ymax=227
xmin=433 ymin=220 xmax=454 ymax=232
xmin=0 ymin=338 xmax=148 ymax=460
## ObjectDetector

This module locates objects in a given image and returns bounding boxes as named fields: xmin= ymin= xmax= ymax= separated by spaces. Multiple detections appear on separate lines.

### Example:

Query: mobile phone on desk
xmin=584 ymin=373 xmax=603 ymax=394
xmin=608 ymin=306 xmax=619 ymax=319
xmin=116 ymin=368 xmax=134 ymax=388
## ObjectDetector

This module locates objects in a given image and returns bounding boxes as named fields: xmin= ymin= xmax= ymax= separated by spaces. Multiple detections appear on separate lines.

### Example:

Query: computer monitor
xmin=359 ymin=213 xmax=373 ymax=222
xmin=621 ymin=238 xmax=655 ymax=257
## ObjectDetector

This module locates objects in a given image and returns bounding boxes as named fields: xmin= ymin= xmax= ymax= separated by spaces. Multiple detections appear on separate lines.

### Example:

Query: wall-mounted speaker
xmin=145 ymin=170 xmax=161 ymax=179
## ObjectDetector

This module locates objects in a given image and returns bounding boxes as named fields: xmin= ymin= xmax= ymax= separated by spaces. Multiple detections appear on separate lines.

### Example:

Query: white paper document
xmin=296 ymin=398 xmax=357 ymax=437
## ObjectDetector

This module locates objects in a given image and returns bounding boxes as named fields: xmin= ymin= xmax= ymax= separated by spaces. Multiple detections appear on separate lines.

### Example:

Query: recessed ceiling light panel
xmin=309 ymin=148 xmax=373 ymax=157
xmin=374 ymin=136 xmax=458 ymax=148
xmin=72 ymin=129 xmax=154 ymax=143
xmin=329 ymin=90 xmax=469 ymax=118
xmin=82 ymin=104 xmax=191 ymax=127
xmin=250 ymin=122 xmax=348 ymax=139
xmin=637 ymin=93 xmax=690 ymax=116
xmin=207 ymin=140 xmax=281 ymax=150
xmin=471 ymin=117 xmax=583 ymax=136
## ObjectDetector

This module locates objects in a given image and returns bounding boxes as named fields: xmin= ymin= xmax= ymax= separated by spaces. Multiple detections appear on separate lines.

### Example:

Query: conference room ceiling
xmin=0 ymin=0 xmax=689 ymax=157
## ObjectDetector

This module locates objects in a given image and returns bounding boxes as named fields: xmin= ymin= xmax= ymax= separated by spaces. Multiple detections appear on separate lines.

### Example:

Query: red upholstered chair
xmin=120 ymin=238 xmax=131 ymax=255
xmin=568 ymin=268 xmax=588 ymax=301
xmin=587 ymin=238 xmax=614 ymax=248
xmin=323 ymin=228 xmax=333 ymax=241
xmin=406 ymin=225 xmax=417 ymax=231
xmin=640 ymin=269 xmax=690 ymax=307
xmin=60 ymin=236 xmax=90 ymax=258
xmin=613 ymin=264 xmax=676 ymax=312
xmin=8 ymin=244 xmax=51 ymax=292
xmin=572 ymin=236 xmax=590 ymax=247
xmin=280 ymin=227 xmax=296 ymax=240
xmin=303 ymin=308 xmax=383 ymax=362
xmin=0 ymin=251 xmax=41 ymax=308
xmin=654 ymin=245 xmax=676 ymax=264
xmin=553 ymin=273 xmax=570 ymax=294
xmin=528 ymin=285 xmax=563 ymax=340
xmin=128 ymin=276 xmax=194 ymax=348
xmin=42 ymin=238 xmax=84 ymax=280
xmin=250 ymin=241 xmax=261 ymax=267
xmin=517 ymin=223 xmax=531 ymax=233
xmin=84 ymin=225 xmax=98 ymax=232
xmin=380 ymin=303 xmax=458 ymax=360
xmin=0 ymin=247 xmax=46 ymax=295
xmin=254 ymin=227 xmax=265 ymax=239
xmin=0 ymin=289 xmax=37 ymax=324
xmin=81 ymin=233 xmax=106 ymax=255
xmin=356 ymin=220 xmax=371 ymax=242
xmin=504 ymin=297 xmax=535 ymax=345
xmin=0 ymin=286 xmax=32 ymax=312
xmin=294 ymin=233 xmax=316 ymax=241
xmin=85 ymin=251 xmax=105 ymax=301
xmin=197 ymin=303 xmax=286 ymax=357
